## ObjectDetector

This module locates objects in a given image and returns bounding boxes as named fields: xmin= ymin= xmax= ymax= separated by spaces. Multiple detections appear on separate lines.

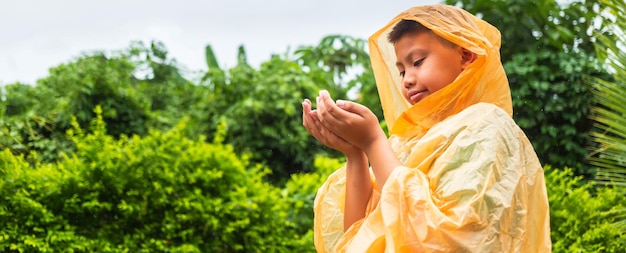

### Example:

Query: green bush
xmin=200 ymin=54 xmax=336 ymax=184
xmin=282 ymin=156 xmax=344 ymax=251
xmin=0 ymin=108 xmax=300 ymax=252
xmin=546 ymin=166 xmax=626 ymax=252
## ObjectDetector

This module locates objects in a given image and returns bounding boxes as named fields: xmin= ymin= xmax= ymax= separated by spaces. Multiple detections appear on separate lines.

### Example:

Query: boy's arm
xmin=361 ymin=134 xmax=400 ymax=190
xmin=344 ymin=151 xmax=371 ymax=231
xmin=302 ymin=98 xmax=372 ymax=231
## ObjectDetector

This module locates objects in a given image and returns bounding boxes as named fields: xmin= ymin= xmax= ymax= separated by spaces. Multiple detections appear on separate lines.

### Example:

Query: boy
xmin=302 ymin=4 xmax=551 ymax=253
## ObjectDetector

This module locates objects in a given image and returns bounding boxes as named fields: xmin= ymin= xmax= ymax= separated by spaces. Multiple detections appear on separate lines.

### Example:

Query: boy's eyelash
xmin=399 ymin=58 xmax=426 ymax=77
xmin=414 ymin=58 xmax=425 ymax=67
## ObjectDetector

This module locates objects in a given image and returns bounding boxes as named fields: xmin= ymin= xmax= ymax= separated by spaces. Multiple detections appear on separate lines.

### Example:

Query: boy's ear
xmin=461 ymin=48 xmax=477 ymax=69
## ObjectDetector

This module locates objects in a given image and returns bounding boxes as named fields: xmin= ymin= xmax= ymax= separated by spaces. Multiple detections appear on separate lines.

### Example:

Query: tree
xmin=294 ymin=35 xmax=383 ymax=120
xmin=197 ymin=36 xmax=379 ymax=183
xmin=0 ymin=41 xmax=205 ymax=162
xmin=129 ymin=41 xmax=208 ymax=130
xmin=198 ymin=45 xmax=331 ymax=183
xmin=0 ymin=83 xmax=55 ymax=159
xmin=38 ymin=53 xmax=151 ymax=137
xmin=446 ymin=0 xmax=611 ymax=176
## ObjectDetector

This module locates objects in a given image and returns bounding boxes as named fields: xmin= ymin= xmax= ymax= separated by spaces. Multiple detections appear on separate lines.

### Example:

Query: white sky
xmin=0 ymin=0 xmax=438 ymax=85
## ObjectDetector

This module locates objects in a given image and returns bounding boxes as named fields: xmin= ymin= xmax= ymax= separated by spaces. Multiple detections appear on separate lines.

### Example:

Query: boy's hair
xmin=387 ymin=20 xmax=457 ymax=48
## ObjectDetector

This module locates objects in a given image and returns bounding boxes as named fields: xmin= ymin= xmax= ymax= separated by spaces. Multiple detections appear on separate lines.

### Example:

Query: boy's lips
xmin=408 ymin=90 xmax=428 ymax=104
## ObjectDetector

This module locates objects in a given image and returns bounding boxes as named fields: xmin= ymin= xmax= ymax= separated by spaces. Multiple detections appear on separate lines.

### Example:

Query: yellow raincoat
xmin=313 ymin=4 xmax=551 ymax=252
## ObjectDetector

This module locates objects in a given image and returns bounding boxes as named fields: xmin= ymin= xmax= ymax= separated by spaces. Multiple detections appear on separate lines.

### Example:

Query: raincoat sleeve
xmin=313 ymin=103 xmax=551 ymax=252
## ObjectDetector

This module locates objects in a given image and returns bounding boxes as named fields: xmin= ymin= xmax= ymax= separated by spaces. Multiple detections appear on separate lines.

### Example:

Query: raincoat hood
xmin=368 ymin=4 xmax=512 ymax=137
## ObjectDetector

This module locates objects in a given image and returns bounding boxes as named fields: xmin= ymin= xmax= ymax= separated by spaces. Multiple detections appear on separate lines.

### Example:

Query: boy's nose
xmin=402 ymin=72 xmax=416 ymax=89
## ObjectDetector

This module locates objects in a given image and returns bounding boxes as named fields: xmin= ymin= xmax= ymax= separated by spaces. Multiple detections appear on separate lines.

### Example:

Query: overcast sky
xmin=0 ymin=0 xmax=439 ymax=85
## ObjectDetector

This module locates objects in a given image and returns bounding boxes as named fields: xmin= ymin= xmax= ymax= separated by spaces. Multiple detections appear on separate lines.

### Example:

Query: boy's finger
xmin=317 ymin=91 xmax=350 ymax=126
xmin=302 ymin=100 xmax=315 ymax=130
xmin=302 ymin=100 xmax=309 ymax=126
xmin=302 ymin=101 xmax=323 ymax=137
xmin=309 ymin=110 xmax=323 ymax=132
xmin=305 ymin=114 xmax=317 ymax=132
xmin=316 ymin=96 xmax=330 ymax=123
xmin=336 ymin=100 xmax=368 ymax=117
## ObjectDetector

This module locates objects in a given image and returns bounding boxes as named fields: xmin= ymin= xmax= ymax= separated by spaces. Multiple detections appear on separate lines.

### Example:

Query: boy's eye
xmin=399 ymin=71 xmax=405 ymax=77
xmin=414 ymin=58 xmax=426 ymax=67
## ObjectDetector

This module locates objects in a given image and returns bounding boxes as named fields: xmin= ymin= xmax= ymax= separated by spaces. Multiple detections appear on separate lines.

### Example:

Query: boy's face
xmin=394 ymin=31 xmax=469 ymax=105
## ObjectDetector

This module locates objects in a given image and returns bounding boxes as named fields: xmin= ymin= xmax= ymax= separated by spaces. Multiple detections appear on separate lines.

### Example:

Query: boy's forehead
xmin=391 ymin=29 xmax=458 ymax=50
xmin=393 ymin=31 xmax=438 ymax=49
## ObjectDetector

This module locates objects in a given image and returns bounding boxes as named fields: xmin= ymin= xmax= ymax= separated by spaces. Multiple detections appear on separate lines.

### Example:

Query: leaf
xmin=204 ymin=44 xmax=221 ymax=70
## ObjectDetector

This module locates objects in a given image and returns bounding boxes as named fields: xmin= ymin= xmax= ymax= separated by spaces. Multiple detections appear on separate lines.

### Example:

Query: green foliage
xmin=546 ymin=166 xmax=626 ymax=252
xmin=0 ymin=108 xmax=300 ymax=252
xmin=129 ymin=41 xmax=207 ymax=130
xmin=505 ymin=50 xmax=601 ymax=175
xmin=590 ymin=0 xmax=626 ymax=187
xmin=38 ymin=53 xmax=151 ymax=137
xmin=0 ymin=83 xmax=67 ymax=162
xmin=200 ymin=45 xmax=345 ymax=183
xmin=1 ymin=36 xmax=374 ymax=185
xmin=0 ymin=41 xmax=205 ymax=164
xmin=590 ymin=75 xmax=626 ymax=188
xmin=294 ymin=35 xmax=383 ymax=120
xmin=588 ymin=0 xmax=626 ymax=232
xmin=2 ymin=83 xmax=38 ymax=117
xmin=283 ymin=156 xmax=345 ymax=252
xmin=0 ymin=52 xmax=154 ymax=162
xmin=446 ymin=0 xmax=611 ymax=176
xmin=0 ymin=150 xmax=94 ymax=252
xmin=294 ymin=35 xmax=368 ymax=96
xmin=196 ymin=35 xmax=380 ymax=183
